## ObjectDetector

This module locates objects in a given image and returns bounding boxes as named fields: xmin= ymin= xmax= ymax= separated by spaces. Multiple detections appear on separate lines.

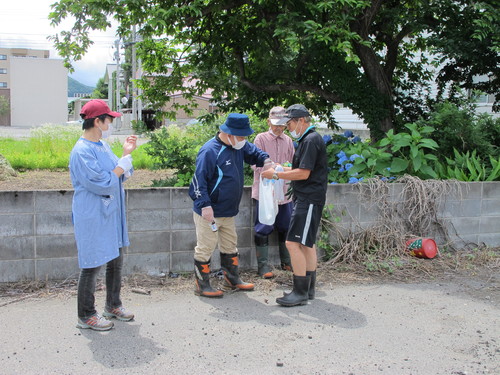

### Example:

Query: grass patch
xmin=0 ymin=125 xmax=154 ymax=170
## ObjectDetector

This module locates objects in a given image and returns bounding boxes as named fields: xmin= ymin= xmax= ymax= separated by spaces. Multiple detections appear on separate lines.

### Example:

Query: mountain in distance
xmin=68 ymin=77 xmax=95 ymax=97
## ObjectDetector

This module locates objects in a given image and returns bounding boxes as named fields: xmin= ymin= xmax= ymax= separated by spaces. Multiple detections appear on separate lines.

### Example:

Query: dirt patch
xmin=0 ymin=169 xmax=173 ymax=191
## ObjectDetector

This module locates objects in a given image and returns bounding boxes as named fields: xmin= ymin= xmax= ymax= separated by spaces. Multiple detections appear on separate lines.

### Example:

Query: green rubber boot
xmin=256 ymin=245 xmax=274 ymax=279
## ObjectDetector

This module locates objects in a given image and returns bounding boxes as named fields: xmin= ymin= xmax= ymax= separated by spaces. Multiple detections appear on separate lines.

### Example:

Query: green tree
xmin=91 ymin=77 xmax=108 ymax=99
xmin=49 ymin=0 xmax=499 ymax=139
xmin=429 ymin=1 xmax=499 ymax=110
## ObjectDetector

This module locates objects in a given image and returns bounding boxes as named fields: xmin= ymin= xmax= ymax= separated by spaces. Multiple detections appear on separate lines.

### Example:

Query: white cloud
xmin=0 ymin=0 xmax=118 ymax=87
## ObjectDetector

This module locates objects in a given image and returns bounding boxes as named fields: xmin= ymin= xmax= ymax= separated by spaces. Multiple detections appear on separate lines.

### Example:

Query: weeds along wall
xmin=0 ymin=182 xmax=499 ymax=282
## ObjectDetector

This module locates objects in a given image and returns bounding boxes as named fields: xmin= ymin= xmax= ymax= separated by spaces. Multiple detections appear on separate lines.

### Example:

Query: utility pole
xmin=131 ymin=26 xmax=137 ymax=123
xmin=137 ymin=33 xmax=143 ymax=123
xmin=114 ymin=38 xmax=122 ymax=129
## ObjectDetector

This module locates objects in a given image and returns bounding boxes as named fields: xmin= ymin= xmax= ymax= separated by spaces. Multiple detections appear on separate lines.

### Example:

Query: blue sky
xmin=0 ymin=0 xmax=118 ymax=87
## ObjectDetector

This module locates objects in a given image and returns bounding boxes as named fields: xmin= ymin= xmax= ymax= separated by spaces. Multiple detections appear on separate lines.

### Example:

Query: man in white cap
xmin=189 ymin=113 xmax=273 ymax=297
xmin=251 ymin=106 xmax=295 ymax=278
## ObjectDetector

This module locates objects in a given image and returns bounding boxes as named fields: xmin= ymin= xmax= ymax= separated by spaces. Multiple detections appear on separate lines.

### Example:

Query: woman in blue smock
xmin=70 ymin=99 xmax=137 ymax=331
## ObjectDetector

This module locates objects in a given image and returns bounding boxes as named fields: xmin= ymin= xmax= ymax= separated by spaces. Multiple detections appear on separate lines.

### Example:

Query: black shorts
xmin=286 ymin=201 xmax=324 ymax=248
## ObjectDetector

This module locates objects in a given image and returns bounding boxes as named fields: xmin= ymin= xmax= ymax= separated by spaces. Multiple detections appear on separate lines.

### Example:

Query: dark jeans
xmin=77 ymin=249 xmax=123 ymax=320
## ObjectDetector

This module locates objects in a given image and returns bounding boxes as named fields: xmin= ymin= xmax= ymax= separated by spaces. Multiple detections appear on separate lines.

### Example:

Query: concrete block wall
xmin=1 ymin=182 xmax=499 ymax=282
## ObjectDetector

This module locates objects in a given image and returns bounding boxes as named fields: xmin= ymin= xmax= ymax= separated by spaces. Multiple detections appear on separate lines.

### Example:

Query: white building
xmin=0 ymin=48 xmax=68 ymax=127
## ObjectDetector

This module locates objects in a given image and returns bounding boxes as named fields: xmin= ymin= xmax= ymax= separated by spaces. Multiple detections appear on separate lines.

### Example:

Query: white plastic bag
xmin=258 ymin=176 xmax=278 ymax=225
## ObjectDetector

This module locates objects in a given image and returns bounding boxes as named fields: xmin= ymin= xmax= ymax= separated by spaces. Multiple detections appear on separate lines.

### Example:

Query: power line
xmin=0 ymin=32 xmax=117 ymax=40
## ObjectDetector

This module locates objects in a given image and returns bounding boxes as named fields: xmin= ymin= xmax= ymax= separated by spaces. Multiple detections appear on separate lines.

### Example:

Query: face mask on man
xmin=230 ymin=135 xmax=246 ymax=150
xmin=99 ymin=124 xmax=113 ymax=139
xmin=289 ymin=120 xmax=301 ymax=139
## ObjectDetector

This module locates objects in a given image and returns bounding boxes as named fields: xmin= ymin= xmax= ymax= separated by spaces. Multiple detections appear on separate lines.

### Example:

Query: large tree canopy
xmin=49 ymin=0 xmax=499 ymax=139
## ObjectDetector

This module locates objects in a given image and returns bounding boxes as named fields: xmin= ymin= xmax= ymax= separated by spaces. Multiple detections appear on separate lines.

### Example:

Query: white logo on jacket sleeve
xmin=192 ymin=174 xmax=202 ymax=198
xmin=226 ymin=160 xmax=231 ymax=165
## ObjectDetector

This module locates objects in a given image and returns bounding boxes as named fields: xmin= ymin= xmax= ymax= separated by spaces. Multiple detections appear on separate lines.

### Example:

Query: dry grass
xmin=322 ymin=176 xmax=464 ymax=264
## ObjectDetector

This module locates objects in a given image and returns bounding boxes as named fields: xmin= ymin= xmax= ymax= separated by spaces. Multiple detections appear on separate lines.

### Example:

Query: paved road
xmin=0 ymin=276 xmax=498 ymax=375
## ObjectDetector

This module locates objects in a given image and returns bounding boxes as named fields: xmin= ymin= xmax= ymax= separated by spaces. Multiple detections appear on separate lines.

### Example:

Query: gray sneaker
xmin=76 ymin=313 xmax=114 ymax=331
xmin=103 ymin=306 xmax=135 ymax=321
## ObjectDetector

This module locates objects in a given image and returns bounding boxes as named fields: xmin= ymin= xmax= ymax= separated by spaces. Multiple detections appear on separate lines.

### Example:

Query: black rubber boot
xmin=276 ymin=275 xmax=311 ymax=307
xmin=278 ymin=232 xmax=292 ymax=271
xmin=220 ymin=253 xmax=255 ymax=291
xmin=306 ymin=270 xmax=316 ymax=300
xmin=194 ymin=260 xmax=223 ymax=298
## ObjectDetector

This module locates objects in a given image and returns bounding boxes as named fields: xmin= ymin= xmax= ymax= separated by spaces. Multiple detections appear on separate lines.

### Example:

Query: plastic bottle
xmin=211 ymin=220 xmax=218 ymax=232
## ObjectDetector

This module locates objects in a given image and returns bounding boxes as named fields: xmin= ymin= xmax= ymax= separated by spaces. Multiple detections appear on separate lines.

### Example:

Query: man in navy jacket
xmin=189 ymin=113 xmax=272 ymax=297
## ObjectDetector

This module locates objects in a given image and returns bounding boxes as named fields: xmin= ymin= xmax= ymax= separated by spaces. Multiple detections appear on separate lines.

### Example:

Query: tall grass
xmin=0 ymin=124 xmax=154 ymax=170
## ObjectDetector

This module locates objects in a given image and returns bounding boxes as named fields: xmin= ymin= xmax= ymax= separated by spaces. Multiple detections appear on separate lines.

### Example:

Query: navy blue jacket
xmin=189 ymin=134 xmax=269 ymax=217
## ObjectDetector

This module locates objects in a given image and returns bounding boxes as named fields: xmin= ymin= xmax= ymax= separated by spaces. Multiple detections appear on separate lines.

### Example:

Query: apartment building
xmin=0 ymin=48 xmax=67 ymax=127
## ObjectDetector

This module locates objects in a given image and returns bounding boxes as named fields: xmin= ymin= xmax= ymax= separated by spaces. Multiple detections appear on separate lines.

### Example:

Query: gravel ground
xmin=0 ymin=268 xmax=498 ymax=375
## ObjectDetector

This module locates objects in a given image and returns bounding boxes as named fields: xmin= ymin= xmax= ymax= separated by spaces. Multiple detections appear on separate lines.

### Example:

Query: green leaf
xmin=378 ymin=138 xmax=390 ymax=147
xmin=419 ymin=164 xmax=438 ymax=179
xmin=419 ymin=139 xmax=439 ymax=149
xmin=420 ymin=126 xmax=435 ymax=134
xmin=390 ymin=158 xmax=409 ymax=173
xmin=410 ymin=145 xmax=419 ymax=159
xmin=348 ymin=164 xmax=367 ymax=175
xmin=424 ymin=154 xmax=438 ymax=161
xmin=413 ymin=154 xmax=422 ymax=170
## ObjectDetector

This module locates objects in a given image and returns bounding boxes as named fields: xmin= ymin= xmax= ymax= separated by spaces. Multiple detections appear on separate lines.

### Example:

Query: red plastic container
xmin=406 ymin=238 xmax=438 ymax=259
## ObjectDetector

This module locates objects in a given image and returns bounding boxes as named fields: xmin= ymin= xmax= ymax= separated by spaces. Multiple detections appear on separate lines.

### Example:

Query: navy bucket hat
xmin=219 ymin=113 xmax=254 ymax=136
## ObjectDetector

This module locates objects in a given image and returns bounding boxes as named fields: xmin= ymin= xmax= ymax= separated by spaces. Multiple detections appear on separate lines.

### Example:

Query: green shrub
xmin=144 ymin=125 xmax=200 ymax=187
xmin=328 ymin=123 xmax=440 ymax=182
xmin=131 ymin=120 xmax=150 ymax=136
xmin=435 ymin=149 xmax=500 ymax=181
xmin=421 ymin=101 xmax=497 ymax=162
xmin=144 ymin=112 xmax=269 ymax=187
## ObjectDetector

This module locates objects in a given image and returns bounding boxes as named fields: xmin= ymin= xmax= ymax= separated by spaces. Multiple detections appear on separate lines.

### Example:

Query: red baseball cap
xmin=80 ymin=99 xmax=122 ymax=119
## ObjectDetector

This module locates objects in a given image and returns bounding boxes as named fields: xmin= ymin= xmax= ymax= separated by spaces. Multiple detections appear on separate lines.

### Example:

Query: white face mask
xmin=100 ymin=124 xmax=113 ymax=139
xmin=289 ymin=121 xmax=301 ymax=139
xmin=230 ymin=135 xmax=246 ymax=150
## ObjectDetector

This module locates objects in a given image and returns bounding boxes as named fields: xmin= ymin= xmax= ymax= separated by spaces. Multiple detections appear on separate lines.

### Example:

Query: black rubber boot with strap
xmin=220 ymin=253 xmax=255 ymax=291
xmin=306 ymin=270 xmax=316 ymax=300
xmin=194 ymin=259 xmax=223 ymax=298
xmin=276 ymin=274 xmax=310 ymax=307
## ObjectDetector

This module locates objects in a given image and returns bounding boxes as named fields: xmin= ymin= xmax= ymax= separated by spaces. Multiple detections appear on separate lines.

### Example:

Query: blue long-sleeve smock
xmin=69 ymin=138 xmax=130 ymax=269
xmin=189 ymin=134 xmax=269 ymax=217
